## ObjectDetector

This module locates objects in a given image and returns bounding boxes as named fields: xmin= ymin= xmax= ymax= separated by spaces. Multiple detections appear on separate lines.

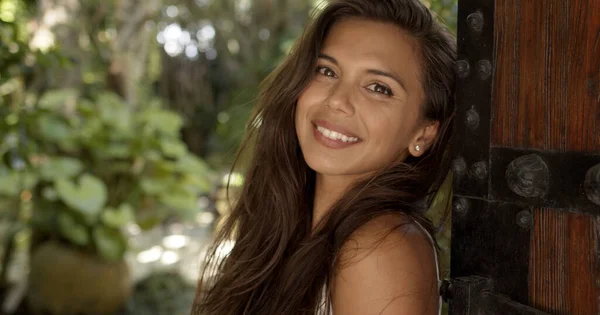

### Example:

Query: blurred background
xmin=0 ymin=0 xmax=456 ymax=314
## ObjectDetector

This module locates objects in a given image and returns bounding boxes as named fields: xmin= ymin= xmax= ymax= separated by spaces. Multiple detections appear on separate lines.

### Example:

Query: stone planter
xmin=27 ymin=240 xmax=132 ymax=315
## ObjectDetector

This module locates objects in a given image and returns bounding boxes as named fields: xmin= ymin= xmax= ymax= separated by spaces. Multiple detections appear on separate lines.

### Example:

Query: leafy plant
xmin=0 ymin=89 xmax=214 ymax=261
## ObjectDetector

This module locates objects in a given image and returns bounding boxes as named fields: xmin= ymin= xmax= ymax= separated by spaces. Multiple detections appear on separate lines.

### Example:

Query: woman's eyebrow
xmin=317 ymin=53 xmax=338 ymax=65
xmin=317 ymin=53 xmax=407 ymax=92
xmin=317 ymin=53 xmax=339 ymax=66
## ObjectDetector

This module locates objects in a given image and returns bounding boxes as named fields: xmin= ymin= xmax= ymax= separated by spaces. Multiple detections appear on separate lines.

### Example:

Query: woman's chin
xmin=304 ymin=158 xmax=367 ymax=178
xmin=305 ymin=159 xmax=349 ymax=176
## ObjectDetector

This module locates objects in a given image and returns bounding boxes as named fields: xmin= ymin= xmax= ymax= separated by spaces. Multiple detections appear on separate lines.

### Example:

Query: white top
xmin=317 ymin=220 xmax=442 ymax=315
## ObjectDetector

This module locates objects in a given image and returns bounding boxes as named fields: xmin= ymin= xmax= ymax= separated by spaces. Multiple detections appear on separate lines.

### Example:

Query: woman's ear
xmin=408 ymin=121 xmax=439 ymax=157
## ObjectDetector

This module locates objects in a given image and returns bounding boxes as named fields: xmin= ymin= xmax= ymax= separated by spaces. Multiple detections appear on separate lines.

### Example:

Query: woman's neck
xmin=312 ymin=173 xmax=358 ymax=230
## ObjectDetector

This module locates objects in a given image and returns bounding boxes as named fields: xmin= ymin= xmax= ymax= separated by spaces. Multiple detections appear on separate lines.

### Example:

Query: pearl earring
xmin=415 ymin=145 xmax=421 ymax=152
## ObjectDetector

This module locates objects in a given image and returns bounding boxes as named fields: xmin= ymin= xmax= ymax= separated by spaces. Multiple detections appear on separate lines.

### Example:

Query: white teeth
xmin=316 ymin=125 xmax=359 ymax=143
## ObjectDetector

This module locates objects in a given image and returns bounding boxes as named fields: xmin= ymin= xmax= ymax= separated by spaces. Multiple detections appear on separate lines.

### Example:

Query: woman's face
xmin=295 ymin=18 xmax=437 ymax=178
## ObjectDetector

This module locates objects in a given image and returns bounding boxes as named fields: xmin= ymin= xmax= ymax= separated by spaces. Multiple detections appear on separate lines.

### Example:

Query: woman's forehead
xmin=321 ymin=19 xmax=420 ymax=69
xmin=319 ymin=18 xmax=424 ymax=100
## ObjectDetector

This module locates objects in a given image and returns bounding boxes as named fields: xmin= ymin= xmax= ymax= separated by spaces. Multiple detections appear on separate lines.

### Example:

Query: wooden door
xmin=447 ymin=0 xmax=600 ymax=314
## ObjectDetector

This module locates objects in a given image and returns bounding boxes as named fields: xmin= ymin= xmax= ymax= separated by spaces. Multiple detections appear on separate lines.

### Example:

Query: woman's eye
xmin=316 ymin=66 xmax=336 ymax=78
xmin=366 ymin=83 xmax=394 ymax=96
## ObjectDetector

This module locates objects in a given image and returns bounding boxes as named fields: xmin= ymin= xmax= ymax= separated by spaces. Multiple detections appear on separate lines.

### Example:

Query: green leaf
xmin=159 ymin=139 xmax=187 ymax=158
xmin=143 ymin=150 xmax=162 ymax=161
xmin=76 ymin=99 xmax=95 ymax=114
xmin=154 ymin=160 xmax=176 ymax=173
xmin=55 ymin=174 xmax=107 ymax=217
xmin=37 ymin=156 xmax=84 ymax=180
xmin=93 ymin=226 xmax=126 ymax=261
xmin=174 ymin=153 xmax=210 ymax=174
xmin=23 ymin=172 xmax=38 ymax=189
xmin=136 ymin=212 xmax=164 ymax=231
xmin=159 ymin=190 xmax=197 ymax=212
xmin=103 ymin=143 xmax=131 ymax=158
xmin=37 ymin=115 xmax=72 ymax=142
xmin=79 ymin=117 xmax=103 ymax=140
xmin=37 ymin=89 xmax=79 ymax=110
xmin=0 ymin=169 xmax=38 ymax=196
xmin=0 ymin=172 xmax=19 ymax=196
xmin=101 ymin=203 xmax=135 ymax=228
xmin=181 ymin=174 xmax=212 ymax=193
xmin=96 ymin=92 xmax=132 ymax=132
xmin=140 ymin=177 xmax=175 ymax=194
xmin=57 ymin=212 xmax=89 ymax=246
xmin=140 ymin=108 xmax=183 ymax=136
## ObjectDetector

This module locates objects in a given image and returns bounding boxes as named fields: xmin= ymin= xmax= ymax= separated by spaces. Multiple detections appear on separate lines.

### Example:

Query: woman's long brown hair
xmin=192 ymin=0 xmax=456 ymax=314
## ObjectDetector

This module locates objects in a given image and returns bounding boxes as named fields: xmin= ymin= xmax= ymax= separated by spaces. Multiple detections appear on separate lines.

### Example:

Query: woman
xmin=193 ymin=0 xmax=456 ymax=314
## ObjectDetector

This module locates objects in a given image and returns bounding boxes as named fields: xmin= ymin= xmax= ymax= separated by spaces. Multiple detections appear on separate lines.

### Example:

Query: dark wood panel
xmin=451 ymin=200 xmax=531 ymax=304
xmin=493 ymin=1 xmax=600 ymax=313
xmin=493 ymin=0 xmax=600 ymax=152
xmin=529 ymin=208 xmax=598 ymax=315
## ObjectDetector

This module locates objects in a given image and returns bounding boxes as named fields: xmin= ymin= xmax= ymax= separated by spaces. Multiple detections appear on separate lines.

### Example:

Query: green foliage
xmin=0 ymin=89 xmax=215 ymax=261
xmin=92 ymin=225 xmax=127 ymax=262
xmin=424 ymin=0 xmax=458 ymax=33
xmin=55 ymin=174 xmax=108 ymax=218
xmin=101 ymin=203 xmax=135 ymax=228
xmin=57 ymin=212 xmax=89 ymax=246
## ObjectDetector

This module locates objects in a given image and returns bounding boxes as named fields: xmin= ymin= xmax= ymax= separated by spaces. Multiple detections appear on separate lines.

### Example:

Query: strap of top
xmin=412 ymin=220 xmax=442 ymax=286
xmin=413 ymin=220 xmax=443 ymax=315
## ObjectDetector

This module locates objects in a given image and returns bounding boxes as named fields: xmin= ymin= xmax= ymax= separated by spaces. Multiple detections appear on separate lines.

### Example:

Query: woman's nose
xmin=325 ymin=81 xmax=356 ymax=115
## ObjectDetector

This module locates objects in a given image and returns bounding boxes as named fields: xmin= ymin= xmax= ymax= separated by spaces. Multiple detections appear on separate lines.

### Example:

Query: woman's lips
xmin=312 ymin=119 xmax=361 ymax=139
xmin=311 ymin=123 xmax=362 ymax=149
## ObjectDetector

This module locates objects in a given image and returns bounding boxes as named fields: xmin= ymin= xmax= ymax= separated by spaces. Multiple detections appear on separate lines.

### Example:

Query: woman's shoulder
xmin=331 ymin=213 xmax=439 ymax=315
xmin=340 ymin=213 xmax=435 ymax=258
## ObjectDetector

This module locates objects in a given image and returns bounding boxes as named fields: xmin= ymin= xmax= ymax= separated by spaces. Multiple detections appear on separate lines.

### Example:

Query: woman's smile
xmin=311 ymin=119 xmax=362 ymax=149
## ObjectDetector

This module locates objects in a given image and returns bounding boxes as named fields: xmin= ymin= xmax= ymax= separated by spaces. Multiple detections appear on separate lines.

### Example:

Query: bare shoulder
xmin=331 ymin=214 xmax=439 ymax=315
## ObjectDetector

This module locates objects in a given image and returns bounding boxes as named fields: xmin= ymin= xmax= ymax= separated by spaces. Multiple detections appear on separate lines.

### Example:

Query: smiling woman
xmin=296 ymin=19 xmax=441 ymax=228
xmin=192 ymin=1 xmax=456 ymax=315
